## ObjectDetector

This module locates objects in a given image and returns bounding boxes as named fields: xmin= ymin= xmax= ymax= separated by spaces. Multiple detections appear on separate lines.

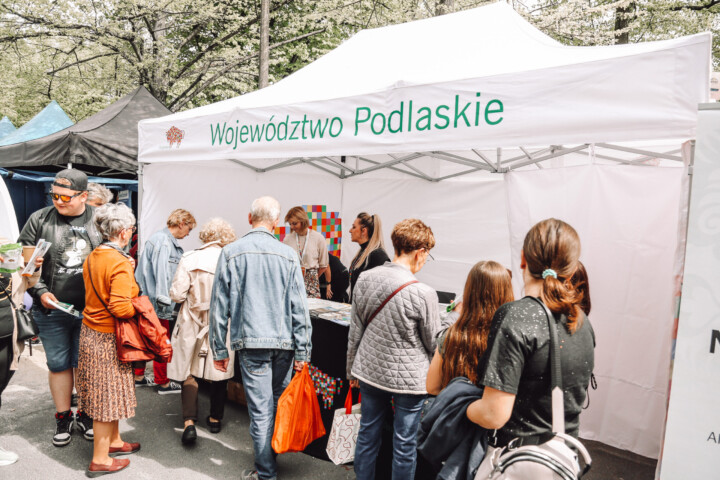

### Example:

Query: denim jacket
xmin=209 ymin=227 xmax=311 ymax=362
xmin=135 ymin=228 xmax=183 ymax=319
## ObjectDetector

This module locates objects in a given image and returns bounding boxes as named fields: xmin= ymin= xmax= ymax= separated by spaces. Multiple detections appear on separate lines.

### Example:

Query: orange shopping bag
xmin=271 ymin=363 xmax=326 ymax=454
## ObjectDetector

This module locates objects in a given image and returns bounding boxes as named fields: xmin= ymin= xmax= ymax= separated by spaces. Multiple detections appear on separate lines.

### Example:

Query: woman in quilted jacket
xmin=347 ymin=218 xmax=440 ymax=480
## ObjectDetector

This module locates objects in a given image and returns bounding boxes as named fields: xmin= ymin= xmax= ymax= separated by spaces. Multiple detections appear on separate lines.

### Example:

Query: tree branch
xmin=171 ymin=28 xmax=325 ymax=111
xmin=45 ymin=52 xmax=118 ymax=75
xmin=670 ymin=0 xmax=720 ymax=11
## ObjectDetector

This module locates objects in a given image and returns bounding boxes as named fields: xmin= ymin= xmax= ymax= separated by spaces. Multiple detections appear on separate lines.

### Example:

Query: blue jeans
xmin=354 ymin=381 xmax=426 ymax=480
xmin=238 ymin=349 xmax=294 ymax=480
xmin=33 ymin=308 xmax=82 ymax=372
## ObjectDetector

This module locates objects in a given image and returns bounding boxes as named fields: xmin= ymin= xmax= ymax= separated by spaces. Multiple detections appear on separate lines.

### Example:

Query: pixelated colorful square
xmin=274 ymin=205 xmax=341 ymax=257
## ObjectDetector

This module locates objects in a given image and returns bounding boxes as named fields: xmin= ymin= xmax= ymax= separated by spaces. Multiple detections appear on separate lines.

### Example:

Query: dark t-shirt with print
xmin=477 ymin=296 xmax=595 ymax=439
xmin=53 ymin=213 xmax=95 ymax=310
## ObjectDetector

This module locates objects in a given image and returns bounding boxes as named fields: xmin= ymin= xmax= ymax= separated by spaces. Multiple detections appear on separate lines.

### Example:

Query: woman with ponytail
xmin=425 ymin=261 xmax=514 ymax=395
xmin=466 ymin=218 xmax=595 ymax=469
xmin=348 ymin=212 xmax=390 ymax=301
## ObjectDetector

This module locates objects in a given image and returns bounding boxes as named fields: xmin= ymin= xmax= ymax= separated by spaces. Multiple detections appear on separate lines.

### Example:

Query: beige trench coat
xmin=0 ymin=237 xmax=40 ymax=371
xmin=167 ymin=242 xmax=234 ymax=382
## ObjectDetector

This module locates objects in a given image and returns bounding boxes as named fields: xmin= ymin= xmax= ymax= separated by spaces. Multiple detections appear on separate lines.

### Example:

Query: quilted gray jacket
xmin=347 ymin=262 xmax=440 ymax=394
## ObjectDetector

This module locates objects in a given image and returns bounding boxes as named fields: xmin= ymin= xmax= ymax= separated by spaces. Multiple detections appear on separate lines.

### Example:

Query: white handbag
xmin=325 ymin=389 xmax=361 ymax=465
xmin=476 ymin=298 xmax=592 ymax=480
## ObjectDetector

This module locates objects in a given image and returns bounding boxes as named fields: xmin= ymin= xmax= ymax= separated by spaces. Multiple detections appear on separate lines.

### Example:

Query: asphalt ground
xmin=0 ymin=345 xmax=656 ymax=479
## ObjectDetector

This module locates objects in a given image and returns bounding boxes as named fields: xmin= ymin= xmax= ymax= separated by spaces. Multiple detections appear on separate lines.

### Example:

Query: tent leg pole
xmin=137 ymin=163 xmax=144 ymax=246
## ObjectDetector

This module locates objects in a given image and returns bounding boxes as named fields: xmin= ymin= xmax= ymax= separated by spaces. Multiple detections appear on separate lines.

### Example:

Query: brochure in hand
xmin=21 ymin=239 xmax=51 ymax=277
xmin=47 ymin=299 xmax=82 ymax=318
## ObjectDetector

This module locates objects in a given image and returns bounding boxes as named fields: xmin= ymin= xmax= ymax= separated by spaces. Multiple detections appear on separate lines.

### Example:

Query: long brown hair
xmin=523 ymin=218 xmax=584 ymax=333
xmin=441 ymin=261 xmax=514 ymax=387
xmin=570 ymin=261 xmax=591 ymax=316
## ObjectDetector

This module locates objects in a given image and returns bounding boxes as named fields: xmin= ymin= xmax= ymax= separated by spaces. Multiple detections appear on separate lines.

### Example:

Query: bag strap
xmin=86 ymin=253 xmax=113 ymax=316
xmin=529 ymin=296 xmax=565 ymax=435
xmin=365 ymin=280 xmax=418 ymax=327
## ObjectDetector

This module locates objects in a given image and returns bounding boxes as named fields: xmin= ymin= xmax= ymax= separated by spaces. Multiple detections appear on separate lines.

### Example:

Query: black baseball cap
xmin=53 ymin=169 xmax=88 ymax=191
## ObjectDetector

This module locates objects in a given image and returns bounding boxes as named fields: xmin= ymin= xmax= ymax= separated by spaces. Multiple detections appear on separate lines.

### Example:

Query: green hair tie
xmin=542 ymin=269 xmax=557 ymax=279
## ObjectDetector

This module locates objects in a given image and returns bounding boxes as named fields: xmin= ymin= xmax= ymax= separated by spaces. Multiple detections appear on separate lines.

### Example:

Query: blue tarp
xmin=0 ymin=167 xmax=138 ymax=229
xmin=0 ymin=116 xmax=16 ymax=140
xmin=0 ymin=101 xmax=73 ymax=147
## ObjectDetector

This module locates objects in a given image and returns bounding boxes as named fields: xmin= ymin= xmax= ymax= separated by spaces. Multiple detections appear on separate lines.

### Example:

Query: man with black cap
xmin=18 ymin=169 xmax=102 ymax=447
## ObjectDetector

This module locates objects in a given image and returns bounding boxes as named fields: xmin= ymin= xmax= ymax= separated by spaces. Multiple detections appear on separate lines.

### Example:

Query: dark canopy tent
xmin=0 ymin=86 xmax=170 ymax=177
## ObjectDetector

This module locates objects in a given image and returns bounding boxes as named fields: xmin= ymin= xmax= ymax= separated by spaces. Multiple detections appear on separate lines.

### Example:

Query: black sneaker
xmin=135 ymin=376 xmax=155 ymax=387
xmin=75 ymin=411 xmax=94 ymax=441
xmin=53 ymin=410 xmax=73 ymax=447
xmin=157 ymin=381 xmax=181 ymax=395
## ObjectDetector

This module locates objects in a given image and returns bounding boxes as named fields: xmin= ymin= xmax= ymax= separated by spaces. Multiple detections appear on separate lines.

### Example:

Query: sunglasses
xmin=49 ymin=192 xmax=83 ymax=203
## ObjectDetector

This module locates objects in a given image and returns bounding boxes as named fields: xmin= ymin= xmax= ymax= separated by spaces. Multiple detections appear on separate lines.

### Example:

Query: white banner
xmin=659 ymin=105 xmax=720 ymax=478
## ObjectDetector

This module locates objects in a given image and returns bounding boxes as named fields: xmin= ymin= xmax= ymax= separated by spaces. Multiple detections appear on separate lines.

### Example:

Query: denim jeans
xmin=33 ymin=308 xmax=82 ymax=372
xmin=354 ymin=381 xmax=426 ymax=480
xmin=238 ymin=348 xmax=294 ymax=480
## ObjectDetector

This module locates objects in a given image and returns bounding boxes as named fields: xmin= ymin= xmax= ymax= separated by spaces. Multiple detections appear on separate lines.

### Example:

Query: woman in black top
xmin=348 ymin=212 xmax=390 ymax=301
xmin=467 ymin=218 xmax=595 ymax=474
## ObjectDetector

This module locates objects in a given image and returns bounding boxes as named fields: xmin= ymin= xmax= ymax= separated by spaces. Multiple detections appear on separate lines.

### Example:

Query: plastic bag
xmin=271 ymin=363 xmax=326 ymax=454
xmin=326 ymin=389 xmax=361 ymax=465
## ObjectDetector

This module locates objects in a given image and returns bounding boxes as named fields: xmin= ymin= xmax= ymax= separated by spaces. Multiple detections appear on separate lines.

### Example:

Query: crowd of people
xmin=0 ymin=168 xmax=596 ymax=480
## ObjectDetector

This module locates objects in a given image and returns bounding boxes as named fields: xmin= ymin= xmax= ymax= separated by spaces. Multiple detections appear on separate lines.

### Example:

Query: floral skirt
xmin=304 ymin=267 xmax=320 ymax=298
xmin=77 ymin=324 xmax=136 ymax=422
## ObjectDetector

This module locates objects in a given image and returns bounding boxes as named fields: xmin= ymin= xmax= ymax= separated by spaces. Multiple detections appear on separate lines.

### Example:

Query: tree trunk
xmin=614 ymin=1 xmax=636 ymax=45
xmin=259 ymin=0 xmax=270 ymax=89
xmin=436 ymin=0 xmax=454 ymax=16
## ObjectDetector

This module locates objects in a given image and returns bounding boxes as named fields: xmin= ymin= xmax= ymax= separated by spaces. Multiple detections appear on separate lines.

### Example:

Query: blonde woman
xmin=282 ymin=207 xmax=329 ymax=298
xmin=348 ymin=212 xmax=390 ymax=301
xmin=168 ymin=218 xmax=237 ymax=444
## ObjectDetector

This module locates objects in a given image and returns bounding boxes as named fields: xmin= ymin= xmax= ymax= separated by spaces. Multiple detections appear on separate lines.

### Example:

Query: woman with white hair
xmin=87 ymin=183 xmax=114 ymax=207
xmin=168 ymin=218 xmax=238 ymax=445
xmin=78 ymin=203 xmax=140 ymax=476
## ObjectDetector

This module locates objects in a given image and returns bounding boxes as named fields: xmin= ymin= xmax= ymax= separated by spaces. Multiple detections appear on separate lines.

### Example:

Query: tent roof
xmin=138 ymin=2 xmax=710 ymax=170
xmin=0 ymin=116 xmax=16 ymax=140
xmin=0 ymin=101 xmax=73 ymax=147
xmin=0 ymin=87 xmax=170 ymax=176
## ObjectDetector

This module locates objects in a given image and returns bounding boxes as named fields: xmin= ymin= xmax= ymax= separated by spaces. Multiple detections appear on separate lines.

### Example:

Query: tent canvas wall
xmin=137 ymin=2 xmax=711 ymax=459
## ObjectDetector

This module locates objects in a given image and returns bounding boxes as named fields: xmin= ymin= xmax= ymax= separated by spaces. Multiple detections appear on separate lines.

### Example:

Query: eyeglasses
xmin=424 ymin=248 xmax=435 ymax=261
xmin=125 ymin=226 xmax=137 ymax=233
xmin=49 ymin=192 xmax=82 ymax=203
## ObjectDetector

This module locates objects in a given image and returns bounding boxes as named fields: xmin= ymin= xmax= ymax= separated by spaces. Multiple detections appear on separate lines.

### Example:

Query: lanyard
xmin=295 ymin=232 xmax=307 ymax=262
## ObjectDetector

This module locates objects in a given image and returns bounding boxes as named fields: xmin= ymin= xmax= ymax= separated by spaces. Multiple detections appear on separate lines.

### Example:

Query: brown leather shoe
xmin=108 ymin=441 xmax=141 ymax=457
xmin=86 ymin=458 xmax=130 ymax=477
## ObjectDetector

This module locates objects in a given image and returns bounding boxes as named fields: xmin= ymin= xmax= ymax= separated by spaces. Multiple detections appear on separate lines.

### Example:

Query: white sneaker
xmin=0 ymin=447 xmax=18 ymax=466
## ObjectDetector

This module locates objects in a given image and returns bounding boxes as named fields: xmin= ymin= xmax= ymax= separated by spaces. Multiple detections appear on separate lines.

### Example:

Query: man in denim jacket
xmin=135 ymin=209 xmax=195 ymax=393
xmin=210 ymin=196 xmax=311 ymax=480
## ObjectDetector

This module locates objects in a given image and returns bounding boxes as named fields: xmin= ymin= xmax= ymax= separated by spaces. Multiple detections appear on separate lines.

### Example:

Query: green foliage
xmin=0 ymin=0 xmax=716 ymax=126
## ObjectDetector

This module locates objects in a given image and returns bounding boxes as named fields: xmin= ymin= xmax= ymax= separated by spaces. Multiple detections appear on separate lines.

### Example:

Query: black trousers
xmin=0 ymin=336 xmax=15 ymax=410
xmin=181 ymin=376 xmax=228 ymax=422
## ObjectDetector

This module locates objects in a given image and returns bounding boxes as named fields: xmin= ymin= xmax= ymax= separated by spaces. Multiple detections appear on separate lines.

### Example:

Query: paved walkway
xmin=1 ymin=345 xmax=656 ymax=479
xmin=0 ymin=345 xmax=353 ymax=479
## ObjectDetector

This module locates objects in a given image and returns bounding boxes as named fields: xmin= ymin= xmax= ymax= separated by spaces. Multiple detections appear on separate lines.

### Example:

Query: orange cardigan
xmin=82 ymin=248 xmax=139 ymax=333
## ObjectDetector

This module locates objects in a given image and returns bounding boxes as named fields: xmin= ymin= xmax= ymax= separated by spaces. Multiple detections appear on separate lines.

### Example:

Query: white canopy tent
xmin=138 ymin=2 xmax=711 ymax=459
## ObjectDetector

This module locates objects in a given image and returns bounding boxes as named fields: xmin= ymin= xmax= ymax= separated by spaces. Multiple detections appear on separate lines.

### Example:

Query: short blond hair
xmin=198 ymin=218 xmax=237 ymax=247
xmin=167 ymin=209 xmax=196 ymax=228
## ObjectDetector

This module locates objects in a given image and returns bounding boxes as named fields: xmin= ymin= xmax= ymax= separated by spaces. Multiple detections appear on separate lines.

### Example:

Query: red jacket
xmin=116 ymin=296 xmax=173 ymax=363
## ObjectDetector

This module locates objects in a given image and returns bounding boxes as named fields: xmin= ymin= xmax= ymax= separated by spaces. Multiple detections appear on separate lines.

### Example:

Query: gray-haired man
xmin=210 ymin=196 xmax=311 ymax=480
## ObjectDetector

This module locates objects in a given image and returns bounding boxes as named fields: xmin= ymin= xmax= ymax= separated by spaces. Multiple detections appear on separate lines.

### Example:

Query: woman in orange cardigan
xmin=78 ymin=203 xmax=140 ymax=477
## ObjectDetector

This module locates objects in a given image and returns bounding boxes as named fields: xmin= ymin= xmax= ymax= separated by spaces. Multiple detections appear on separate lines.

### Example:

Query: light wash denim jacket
xmin=209 ymin=227 xmax=312 ymax=362
xmin=135 ymin=227 xmax=183 ymax=319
